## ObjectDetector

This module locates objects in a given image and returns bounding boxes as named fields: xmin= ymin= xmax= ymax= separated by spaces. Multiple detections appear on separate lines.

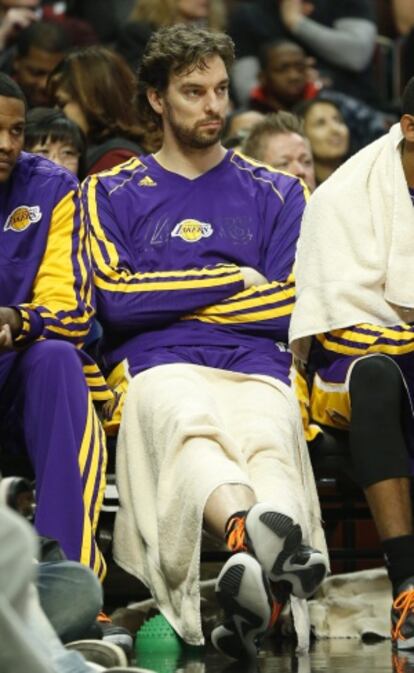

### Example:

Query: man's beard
xmin=165 ymin=101 xmax=223 ymax=149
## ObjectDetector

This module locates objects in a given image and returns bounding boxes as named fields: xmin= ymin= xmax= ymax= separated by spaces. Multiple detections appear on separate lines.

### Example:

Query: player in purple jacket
xmin=0 ymin=74 xmax=109 ymax=580
xmin=84 ymin=25 xmax=328 ymax=657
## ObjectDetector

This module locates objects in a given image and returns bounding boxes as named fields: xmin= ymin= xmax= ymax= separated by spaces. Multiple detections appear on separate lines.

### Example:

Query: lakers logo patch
xmin=4 ymin=205 xmax=42 ymax=232
xmin=171 ymin=219 xmax=213 ymax=243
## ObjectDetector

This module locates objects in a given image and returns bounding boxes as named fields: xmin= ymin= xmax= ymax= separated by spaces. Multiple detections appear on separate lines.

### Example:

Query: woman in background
xmin=48 ymin=46 xmax=148 ymax=175
xmin=296 ymin=98 xmax=350 ymax=186
xmin=116 ymin=0 xmax=226 ymax=70
xmin=25 ymin=107 xmax=86 ymax=177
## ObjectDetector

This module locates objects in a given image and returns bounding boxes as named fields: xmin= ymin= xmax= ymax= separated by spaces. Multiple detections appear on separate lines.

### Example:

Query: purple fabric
xmin=0 ymin=341 xmax=103 ymax=565
xmin=86 ymin=151 xmax=306 ymax=385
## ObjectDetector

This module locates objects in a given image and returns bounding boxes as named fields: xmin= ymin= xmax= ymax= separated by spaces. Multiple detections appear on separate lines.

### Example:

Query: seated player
xmin=83 ymin=25 xmax=328 ymax=659
xmin=290 ymin=76 xmax=414 ymax=651
xmin=0 ymin=73 xmax=110 ymax=581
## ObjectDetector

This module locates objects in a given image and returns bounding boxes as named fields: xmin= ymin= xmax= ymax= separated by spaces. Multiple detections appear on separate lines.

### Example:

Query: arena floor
xmin=132 ymin=638 xmax=406 ymax=673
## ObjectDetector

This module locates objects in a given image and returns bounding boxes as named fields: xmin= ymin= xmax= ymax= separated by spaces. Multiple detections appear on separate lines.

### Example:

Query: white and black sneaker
xmin=65 ymin=640 xmax=128 ymax=668
xmin=245 ymin=503 xmax=328 ymax=599
xmin=212 ymin=552 xmax=281 ymax=659
xmin=0 ymin=476 xmax=35 ymax=520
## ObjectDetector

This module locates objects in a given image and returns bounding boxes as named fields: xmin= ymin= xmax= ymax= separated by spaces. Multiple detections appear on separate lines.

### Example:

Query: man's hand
xmin=0 ymin=323 xmax=12 ymax=351
xmin=279 ymin=0 xmax=314 ymax=31
xmin=0 ymin=8 xmax=38 ymax=49
xmin=0 ymin=307 xmax=22 ymax=352
xmin=240 ymin=267 xmax=269 ymax=289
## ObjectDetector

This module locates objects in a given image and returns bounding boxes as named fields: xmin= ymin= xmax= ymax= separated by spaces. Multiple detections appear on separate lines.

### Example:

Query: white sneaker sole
xmin=245 ymin=503 xmax=327 ymax=598
xmin=213 ymin=552 xmax=273 ymax=658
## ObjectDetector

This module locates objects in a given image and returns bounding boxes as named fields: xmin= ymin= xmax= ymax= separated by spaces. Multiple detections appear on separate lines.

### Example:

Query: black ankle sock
xmin=383 ymin=535 xmax=414 ymax=596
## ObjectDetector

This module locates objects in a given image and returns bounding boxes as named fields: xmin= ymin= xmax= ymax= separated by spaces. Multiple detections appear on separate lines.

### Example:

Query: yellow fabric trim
xmin=94 ymin=271 xmax=243 ymax=293
xmin=102 ymin=361 xmax=129 ymax=436
xmin=78 ymin=396 xmax=94 ymax=474
xmin=44 ymin=325 xmax=90 ymax=338
xmin=231 ymin=150 xmax=310 ymax=203
xmin=318 ymin=331 xmax=414 ymax=357
xmin=34 ymin=191 xmax=83 ymax=316
xmin=192 ymin=284 xmax=295 ymax=315
xmin=184 ymin=302 xmax=293 ymax=324
xmin=291 ymin=366 xmax=322 ymax=443
xmin=311 ymin=374 xmax=351 ymax=430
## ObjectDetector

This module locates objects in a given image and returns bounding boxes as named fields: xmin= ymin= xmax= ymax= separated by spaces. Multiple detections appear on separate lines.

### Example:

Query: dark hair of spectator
xmin=294 ymin=96 xmax=343 ymax=120
xmin=402 ymin=76 xmax=414 ymax=116
xmin=25 ymin=107 xmax=86 ymax=174
xmin=130 ymin=0 xmax=226 ymax=32
xmin=137 ymin=24 xmax=234 ymax=129
xmin=258 ymin=39 xmax=305 ymax=71
xmin=47 ymin=46 xmax=145 ymax=145
xmin=242 ymin=111 xmax=306 ymax=158
xmin=16 ymin=21 xmax=71 ymax=58
xmin=0 ymin=72 xmax=27 ymax=111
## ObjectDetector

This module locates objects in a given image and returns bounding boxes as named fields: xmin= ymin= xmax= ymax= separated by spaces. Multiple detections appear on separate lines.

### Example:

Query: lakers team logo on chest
xmin=4 ymin=205 xmax=42 ymax=232
xmin=171 ymin=219 xmax=213 ymax=243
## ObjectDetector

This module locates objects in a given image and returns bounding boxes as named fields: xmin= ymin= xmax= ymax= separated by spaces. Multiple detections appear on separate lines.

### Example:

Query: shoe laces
xmin=97 ymin=611 xmax=112 ymax=624
xmin=392 ymin=652 xmax=408 ymax=673
xmin=225 ymin=515 xmax=247 ymax=552
xmin=269 ymin=599 xmax=283 ymax=628
xmin=392 ymin=589 xmax=414 ymax=641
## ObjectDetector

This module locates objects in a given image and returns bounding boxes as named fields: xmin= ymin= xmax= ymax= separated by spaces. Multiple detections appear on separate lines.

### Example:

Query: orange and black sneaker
xmin=211 ymin=552 xmax=286 ymax=659
xmin=392 ymin=581 xmax=414 ymax=650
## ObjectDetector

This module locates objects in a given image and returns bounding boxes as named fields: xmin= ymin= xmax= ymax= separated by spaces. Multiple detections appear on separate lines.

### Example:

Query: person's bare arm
xmin=279 ymin=0 xmax=377 ymax=72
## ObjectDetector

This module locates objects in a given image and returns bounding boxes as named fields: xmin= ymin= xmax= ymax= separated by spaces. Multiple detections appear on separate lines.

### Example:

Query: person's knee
xmin=350 ymin=356 xmax=403 ymax=409
xmin=22 ymin=341 xmax=83 ymax=385
xmin=38 ymin=561 xmax=102 ymax=641
xmin=29 ymin=340 xmax=79 ymax=366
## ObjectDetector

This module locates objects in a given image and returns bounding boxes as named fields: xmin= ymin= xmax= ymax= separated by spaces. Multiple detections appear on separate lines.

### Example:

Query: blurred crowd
xmin=0 ymin=0 xmax=412 ymax=184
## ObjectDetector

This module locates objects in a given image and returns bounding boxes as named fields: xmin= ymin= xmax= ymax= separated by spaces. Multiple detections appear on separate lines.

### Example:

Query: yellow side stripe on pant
xmin=78 ymin=395 xmax=94 ymax=475
xmin=78 ymin=394 xmax=107 ymax=580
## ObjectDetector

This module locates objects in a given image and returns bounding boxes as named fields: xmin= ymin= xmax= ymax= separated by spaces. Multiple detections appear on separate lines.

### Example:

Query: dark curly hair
xmin=137 ymin=24 xmax=234 ymax=129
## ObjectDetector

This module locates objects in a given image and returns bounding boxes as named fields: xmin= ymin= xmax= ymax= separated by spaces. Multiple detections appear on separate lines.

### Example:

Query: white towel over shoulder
xmin=290 ymin=123 xmax=414 ymax=361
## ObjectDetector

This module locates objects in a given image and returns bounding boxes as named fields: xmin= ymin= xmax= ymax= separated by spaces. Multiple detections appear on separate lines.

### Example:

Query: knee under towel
xmin=113 ymin=363 xmax=328 ymax=648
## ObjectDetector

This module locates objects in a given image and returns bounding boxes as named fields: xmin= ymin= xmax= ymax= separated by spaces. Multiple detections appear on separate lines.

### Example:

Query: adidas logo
xmin=138 ymin=176 xmax=157 ymax=187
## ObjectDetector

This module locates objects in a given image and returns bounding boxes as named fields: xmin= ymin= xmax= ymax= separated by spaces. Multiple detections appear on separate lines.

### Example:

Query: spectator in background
xmin=24 ymin=107 xmax=86 ymax=177
xmin=222 ymin=109 xmax=264 ymax=148
xmin=11 ymin=21 xmax=70 ymax=107
xmin=69 ymin=0 xmax=135 ymax=44
xmin=0 ymin=72 xmax=110 ymax=582
xmin=0 ymin=0 xmax=40 ymax=52
xmin=378 ymin=0 xmax=414 ymax=92
xmin=47 ymin=46 xmax=148 ymax=174
xmin=129 ymin=0 xmax=226 ymax=31
xmin=243 ymin=111 xmax=316 ymax=192
xmin=249 ymin=39 xmax=318 ymax=114
xmin=116 ymin=0 xmax=227 ymax=71
xmin=228 ymin=0 xmax=378 ymax=107
xmin=296 ymin=97 xmax=349 ymax=185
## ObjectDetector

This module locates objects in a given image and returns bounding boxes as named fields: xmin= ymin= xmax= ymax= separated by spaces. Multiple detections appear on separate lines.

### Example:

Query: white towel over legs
xmin=113 ymin=363 xmax=327 ymax=647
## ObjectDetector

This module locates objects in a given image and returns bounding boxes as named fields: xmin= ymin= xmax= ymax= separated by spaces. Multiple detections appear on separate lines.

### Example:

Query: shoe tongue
xmin=397 ymin=579 xmax=414 ymax=594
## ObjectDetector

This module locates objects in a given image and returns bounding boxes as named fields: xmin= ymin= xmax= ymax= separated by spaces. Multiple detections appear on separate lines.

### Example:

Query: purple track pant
xmin=0 ymin=340 xmax=107 ymax=580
